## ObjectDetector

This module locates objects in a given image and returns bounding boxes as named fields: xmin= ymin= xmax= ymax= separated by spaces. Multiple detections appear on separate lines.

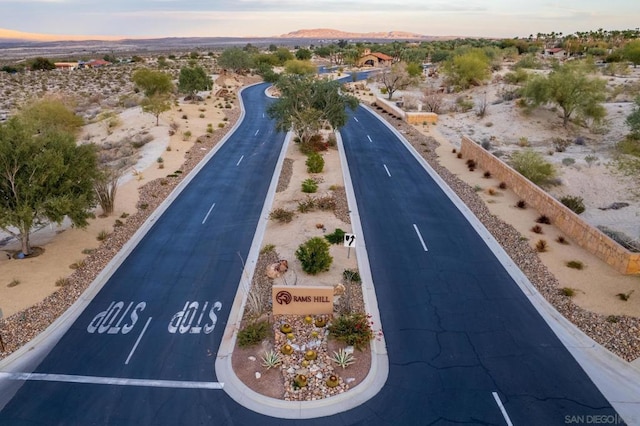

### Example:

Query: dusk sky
xmin=0 ymin=0 xmax=638 ymax=39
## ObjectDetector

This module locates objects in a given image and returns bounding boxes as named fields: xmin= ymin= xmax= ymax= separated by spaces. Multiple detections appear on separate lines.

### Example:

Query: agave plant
xmin=331 ymin=348 xmax=355 ymax=369
xmin=261 ymin=350 xmax=283 ymax=369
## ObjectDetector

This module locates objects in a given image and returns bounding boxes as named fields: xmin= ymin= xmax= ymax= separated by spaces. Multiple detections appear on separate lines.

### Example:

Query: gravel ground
xmin=371 ymin=106 xmax=640 ymax=362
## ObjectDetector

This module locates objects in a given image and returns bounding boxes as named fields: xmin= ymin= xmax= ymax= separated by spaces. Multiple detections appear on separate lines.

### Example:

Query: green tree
xmin=442 ymin=49 xmax=492 ymax=90
xmin=178 ymin=66 xmax=212 ymax=100
xmin=0 ymin=118 xmax=99 ymax=255
xmin=626 ymin=96 xmax=640 ymax=138
xmin=283 ymin=59 xmax=317 ymax=75
xmin=623 ymin=40 xmax=640 ymax=67
xmin=295 ymin=237 xmax=333 ymax=275
xmin=21 ymin=98 xmax=84 ymax=136
xmin=295 ymin=48 xmax=312 ymax=60
xmin=30 ymin=57 xmax=55 ymax=71
xmin=132 ymin=68 xmax=174 ymax=97
xmin=267 ymin=75 xmax=358 ymax=144
xmin=378 ymin=63 xmax=418 ymax=100
xmin=141 ymin=94 xmax=171 ymax=126
xmin=217 ymin=47 xmax=254 ymax=73
xmin=522 ymin=64 xmax=607 ymax=126
xmin=406 ymin=62 xmax=423 ymax=78
xmin=274 ymin=48 xmax=294 ymax=65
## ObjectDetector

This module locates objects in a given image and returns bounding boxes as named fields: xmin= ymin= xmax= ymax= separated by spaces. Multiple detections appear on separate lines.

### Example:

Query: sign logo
xmin=275 ymin=290 xmax=292 ymax=305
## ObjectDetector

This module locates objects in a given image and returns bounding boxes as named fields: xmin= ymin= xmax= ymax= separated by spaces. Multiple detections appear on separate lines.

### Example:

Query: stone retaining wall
xmin=460 ymin=135 xmax=640 ymax=275
xmin=373 ymin=97 xmax=438 ymax=124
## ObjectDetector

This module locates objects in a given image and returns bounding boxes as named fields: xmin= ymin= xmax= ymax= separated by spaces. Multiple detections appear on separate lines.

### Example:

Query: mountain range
xmin=0 ymin=27 xmax=452 ymax=43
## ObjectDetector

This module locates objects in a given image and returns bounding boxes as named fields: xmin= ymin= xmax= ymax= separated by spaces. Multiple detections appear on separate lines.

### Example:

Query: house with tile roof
xmin=357 ymin=49 xmax=393 ymax=67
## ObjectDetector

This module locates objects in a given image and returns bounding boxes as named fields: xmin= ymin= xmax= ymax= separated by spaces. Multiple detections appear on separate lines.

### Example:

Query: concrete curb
xmin=363 ymin=103 xmax=640 ymax=424
xmin=215 ymin=124 xmax=389 ymax=418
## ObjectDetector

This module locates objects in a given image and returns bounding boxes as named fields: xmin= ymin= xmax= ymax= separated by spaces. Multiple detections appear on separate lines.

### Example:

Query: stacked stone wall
xmin=460 ymin=136 xmax=639 ymax=275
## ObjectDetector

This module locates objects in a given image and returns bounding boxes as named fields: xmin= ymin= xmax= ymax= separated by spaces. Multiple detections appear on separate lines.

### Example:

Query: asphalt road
xmin=0 ymin=83 xmax=623 ymax=425
xmin=0 ymin=83 xmax=291 ymax=425
xmin=330 ymin=105 xmax=621 ymax=424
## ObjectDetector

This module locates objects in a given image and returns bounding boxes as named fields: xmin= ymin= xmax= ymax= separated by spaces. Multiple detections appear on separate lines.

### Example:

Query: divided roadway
xmin=0 ymin=82 xmax=623 ymax=425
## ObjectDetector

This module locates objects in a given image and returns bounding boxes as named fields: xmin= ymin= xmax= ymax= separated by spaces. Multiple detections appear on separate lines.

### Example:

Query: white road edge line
xmin=492 ymin=392 xmax=514 ymax=426
xmin=383 ymin=164 xmax=391 ymax=177
xmin=202 ymin=202 xmax=216 ymax=224
xmin=236 ymin=155 xmax=244 ymax=166
xmin=0 ymin=371 xmax=224 ymax=390
xmin=254 ymin=129 xmax=259 ymax=136
xmin=125 ymin=317 xmax=152 ymax=365
xmin=412 ymin=224 xmax=428 ymax=252
xmin=367 ymin=135 xmax=372 ymax=143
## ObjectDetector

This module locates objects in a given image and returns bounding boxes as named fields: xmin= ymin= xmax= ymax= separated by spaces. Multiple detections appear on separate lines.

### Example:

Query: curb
xmin=214 ymin=125 xmax=389 ymax=418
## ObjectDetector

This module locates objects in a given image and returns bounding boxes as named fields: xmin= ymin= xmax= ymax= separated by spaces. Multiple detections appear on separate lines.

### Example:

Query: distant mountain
xmin=0 ymin=27 xmax=123 ymax=42
xmin=278 ymin=28 xmax=449 ymax=40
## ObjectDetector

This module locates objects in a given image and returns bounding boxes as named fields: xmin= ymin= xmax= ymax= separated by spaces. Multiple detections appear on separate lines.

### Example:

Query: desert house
xmin=357 ymin=49 xmax=393 ymax=67
xmin=543 ymin=47 xmax=567 ymax=59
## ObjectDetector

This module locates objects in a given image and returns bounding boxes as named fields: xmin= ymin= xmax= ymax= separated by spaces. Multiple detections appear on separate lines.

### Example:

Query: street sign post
xmin=343 ymin=233 xmax=356 ymax=258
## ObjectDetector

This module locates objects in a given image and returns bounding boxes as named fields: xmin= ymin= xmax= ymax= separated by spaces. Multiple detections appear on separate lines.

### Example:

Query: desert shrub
xmin=617 ymin=290 xmax=634 ymax=301
xmin=237 ymin=320 xmax=271 ymax=347
xmin=516 ymin=200 xmax=527 ymax=209
xmin=562 ymin=157 xmax=576 ymax=166
xmin=535 ymin=239 xmax=548 ymax=252
xmin=295 ymin=237 xmax=333 ymax=275
xmin=328 ymin=313 xmax=374 ymax=351
xmin=326 ymin=134 xmax=337 ymax=148
xmin=510 ymin=149 xmax=556 ymax=185
xmin=556 ymin=236 xmax=569 ymax=245
xmin=325 ymin=228 xmax=346 ymax=245
xmin=299 ymin=134 xmax=328 ymax=154
xmin=552 ymin=138 xmax=571 ymax=152
xmin=561 ymin=287 xmax=576 ymax=297
xmin=97 ymin=230 xmax=110 ymax=241
xmin=566 ymin=260 xmax=584 ymax=270
xmin=455 ymin=96 xmax=474 ymax=112
xmin=514 ymin=54 xmax=542 ymax=70
xmin=306 ymin=152 xmax=325 ymax=173
xmin=503 ymin=68 xmax=530 ymax=84
xmin=343 ymin=268 xmax=361 ymax=283
xmin=55 ymin=277 xmax=70 ymax=287
xmin=270 ymin=208 xmax=294 ymax=223
xmin=531 ymin=225 xmax=543 ymax=234
xmin=483 ymin=171 xmax=491 ymax=178
xmin=560 ymin=195 xmax=585 ymax=214
xmin=301 ymin=178 xmax=318 ymax=193
xmin=616 ymin=137 xmax=640 ymax=157
xmin=260 ymin=244 xmax=275 ymax=254
xmin=498 ymin=182 xmax=507 ymax=189
xmin=297 ymin=197 xmax=316 ymax=213
xmin=316 ymin=195 xmax=336 ymax=211
xmin=536 ymin=215 xmax=551 ymax=224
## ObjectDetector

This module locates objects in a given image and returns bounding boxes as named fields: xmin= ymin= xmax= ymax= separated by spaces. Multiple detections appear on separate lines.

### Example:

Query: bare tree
xmin=378 ymin=63 xmax=417 ymax=100
xmin=476 ymin=91 xmax=489 ymax=118
xmin=94 ymin=166 xmax=122 ymax=216
xmin=422 ymin=85 xmax=445 ymax=113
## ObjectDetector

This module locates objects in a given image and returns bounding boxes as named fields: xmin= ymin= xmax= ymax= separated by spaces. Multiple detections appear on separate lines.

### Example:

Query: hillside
xmin=279 ymin=28 xmax=450 ymax=40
